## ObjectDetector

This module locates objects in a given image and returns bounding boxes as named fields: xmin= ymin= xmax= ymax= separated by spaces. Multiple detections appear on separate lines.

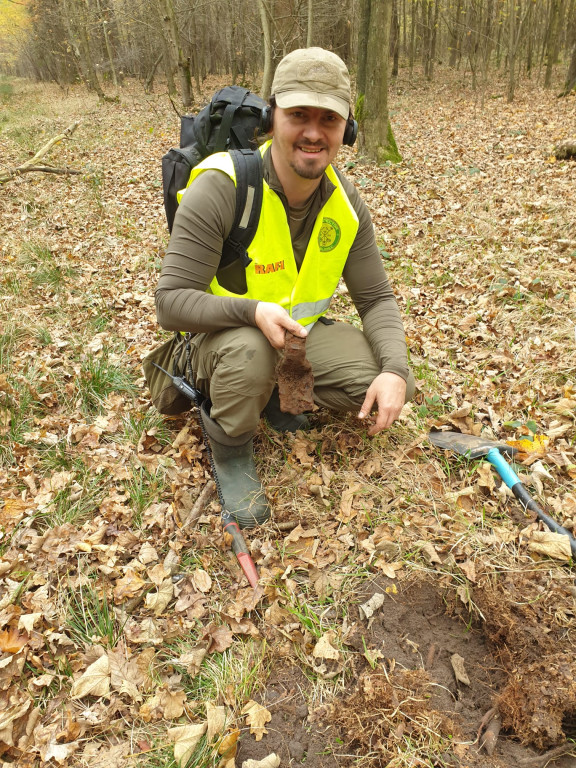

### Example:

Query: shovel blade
xmin=428 ymin=430 xmax=517 ymax=459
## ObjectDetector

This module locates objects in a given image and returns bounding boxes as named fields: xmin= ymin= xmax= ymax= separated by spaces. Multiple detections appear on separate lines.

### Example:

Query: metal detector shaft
xmin=153 ymin=359 xmax=260 ymax=585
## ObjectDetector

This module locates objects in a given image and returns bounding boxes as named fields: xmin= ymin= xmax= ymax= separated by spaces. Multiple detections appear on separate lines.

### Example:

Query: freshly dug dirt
xmin=475 ymin=572 xmax=576 ymax=750
xmin=236 ymin=578 xmax=573 ymax=767
xmin=276 ymin=332 xmax=315 ymax=414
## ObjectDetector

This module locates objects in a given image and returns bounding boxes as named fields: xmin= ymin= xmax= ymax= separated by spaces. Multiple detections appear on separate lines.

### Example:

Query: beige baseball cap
xmin=271 ymin=47 xmax=351 ymax=120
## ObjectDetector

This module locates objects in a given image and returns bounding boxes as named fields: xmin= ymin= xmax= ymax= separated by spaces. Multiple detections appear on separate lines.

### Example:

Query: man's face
xmin=271 ymin=105 xmax=347 ymax=181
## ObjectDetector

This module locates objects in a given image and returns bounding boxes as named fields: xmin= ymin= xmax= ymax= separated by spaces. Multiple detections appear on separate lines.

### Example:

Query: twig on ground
xmin=180 ymin=480 xmax=216 ymax=528
xmin=0 ymin=121 xmax=81 ymax=183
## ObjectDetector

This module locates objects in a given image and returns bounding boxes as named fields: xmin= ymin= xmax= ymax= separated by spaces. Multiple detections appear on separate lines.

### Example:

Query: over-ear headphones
xmin=260 ymin=104 xmax=273 ymax=135
xmin=260 ymin=104 xmax=358 ymax=147
xmin=343 ymin=117 xmax=358 ymax=146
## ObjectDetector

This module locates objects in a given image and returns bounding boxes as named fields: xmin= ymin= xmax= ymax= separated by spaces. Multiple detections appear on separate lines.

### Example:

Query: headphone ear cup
xmin=343 ymin=118 xmax=358 ymax=146
xmin=260 ymin=105 xmax=273 ymax=134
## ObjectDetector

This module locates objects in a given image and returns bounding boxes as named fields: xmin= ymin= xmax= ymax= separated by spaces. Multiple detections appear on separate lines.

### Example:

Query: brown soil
xmin=237 ymin=577 xmax=576 ymax=767
xmin=276 ymin=332 xmax=315 ymax=414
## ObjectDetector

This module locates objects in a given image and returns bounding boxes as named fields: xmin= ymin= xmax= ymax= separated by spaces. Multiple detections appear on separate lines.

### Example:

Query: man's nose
xmin=301 ymin=119 xmax=323 ymax=142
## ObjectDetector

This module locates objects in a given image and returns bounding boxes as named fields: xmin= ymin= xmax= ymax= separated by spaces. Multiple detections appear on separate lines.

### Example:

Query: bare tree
xmin=357 ymin=0 xmax=401 ymax=164
xmin=258 ymin=0 xmax=274 ymax=98
xmin=160 ymin=0 xmax=193 ymax=107
xmin=559 ymin=39 xmax=576 ymax=95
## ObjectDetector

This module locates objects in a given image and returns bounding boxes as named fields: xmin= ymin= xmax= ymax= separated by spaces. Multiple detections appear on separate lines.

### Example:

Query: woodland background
xmin=1 ymin=1 xmax=576 ymax=767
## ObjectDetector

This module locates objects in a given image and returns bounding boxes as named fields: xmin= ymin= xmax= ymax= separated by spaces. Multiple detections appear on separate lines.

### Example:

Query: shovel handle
xmin=486 ymin=448 xmax=576 ymax=556
xmin=222 ymin=515 xmax=260 ymax=588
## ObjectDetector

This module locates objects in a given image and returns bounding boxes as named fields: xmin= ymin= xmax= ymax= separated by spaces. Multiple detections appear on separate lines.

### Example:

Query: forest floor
xmin=1 ymin=68 xmax=576 ymax=768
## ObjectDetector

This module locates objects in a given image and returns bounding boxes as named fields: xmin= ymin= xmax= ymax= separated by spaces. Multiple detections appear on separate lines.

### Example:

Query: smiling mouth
xmin=298 ymin=146 xmax=326 ymax=155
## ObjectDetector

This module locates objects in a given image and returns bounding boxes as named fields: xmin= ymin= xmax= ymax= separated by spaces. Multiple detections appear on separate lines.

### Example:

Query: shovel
xmin=428 ymin=430 xmax=576 ymax=557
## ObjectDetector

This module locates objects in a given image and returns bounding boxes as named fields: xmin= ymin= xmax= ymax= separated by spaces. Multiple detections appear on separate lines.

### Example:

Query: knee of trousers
xmin=195 ymin=327 xmax=278 ymax=397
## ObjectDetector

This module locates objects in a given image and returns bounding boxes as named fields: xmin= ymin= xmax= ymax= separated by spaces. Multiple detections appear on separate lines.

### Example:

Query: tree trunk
xmin=358 ymin=0 xmax=401 ymax=164
xmin=95 ymin=0 xmax=118 ymax=88
xmin=507 ymin=0 xmax=517 ymax=102
xmin=258 ymin=0 xmax=273 ymax=99
xmin=68 ymin=0 xmax=107 ymax=99
xmin=145 ymin=53 xmax=163 ymax=93
xmin=391 ymin=0 xmax=400 ymax=76
xmin=559 ymin=40 xmax=576 ymax=95
xmin=161 ymin=0 xmax=193 ymax=108
xmin=544 ymin=0 xmax=562 ymax=88
xmin=307 ymin=0 xmax=313 ymax=47
xmin=449 ymin=0 xmax=462 ymax=67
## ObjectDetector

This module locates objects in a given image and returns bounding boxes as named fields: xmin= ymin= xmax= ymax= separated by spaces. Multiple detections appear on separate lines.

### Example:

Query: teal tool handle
xmin=486 ymin=448 xmax=576 ymax=556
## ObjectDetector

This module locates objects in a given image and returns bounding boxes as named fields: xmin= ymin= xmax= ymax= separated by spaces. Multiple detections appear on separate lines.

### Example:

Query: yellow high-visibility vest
xmin=180 ymin=141 xmax=359 ymax=329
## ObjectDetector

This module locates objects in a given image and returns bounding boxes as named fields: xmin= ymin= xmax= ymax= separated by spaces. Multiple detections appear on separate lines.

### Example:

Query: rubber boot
xmin=263 ymin=388 xmax=311 ymax=433
xmin=200 ymin=401 xmax=270 ymax=529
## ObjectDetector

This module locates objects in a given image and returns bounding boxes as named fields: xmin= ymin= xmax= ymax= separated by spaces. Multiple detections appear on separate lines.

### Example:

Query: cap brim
xmin=275 ymin=91 xmax=349 ymax=121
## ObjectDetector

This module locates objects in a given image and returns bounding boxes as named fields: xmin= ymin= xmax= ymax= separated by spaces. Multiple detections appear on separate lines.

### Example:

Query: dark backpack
xmin=161 ymin=85 xmax=267 ymax=269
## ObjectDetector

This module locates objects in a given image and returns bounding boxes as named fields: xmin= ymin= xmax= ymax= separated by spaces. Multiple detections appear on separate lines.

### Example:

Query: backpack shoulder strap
xmin=220 ymin=148 xmax=263 ymax=270
xmin=213 ymin=87 xmax=250 ymax=153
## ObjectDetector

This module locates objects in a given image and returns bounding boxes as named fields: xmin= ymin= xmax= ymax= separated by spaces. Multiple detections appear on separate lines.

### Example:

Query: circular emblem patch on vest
xmin=318 ymin=217 xmax=341 ymax=252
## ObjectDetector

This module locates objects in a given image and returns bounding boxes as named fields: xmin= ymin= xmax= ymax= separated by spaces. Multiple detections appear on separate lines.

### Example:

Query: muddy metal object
xmin=276 ymin=331 xmax=315 ymax=415
xmin=429 ymin=430 xmax=576 ymax=556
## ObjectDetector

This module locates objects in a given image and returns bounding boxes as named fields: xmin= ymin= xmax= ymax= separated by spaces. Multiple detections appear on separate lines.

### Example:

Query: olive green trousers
xmin=189 ymin=320 xmax=415 ymax=438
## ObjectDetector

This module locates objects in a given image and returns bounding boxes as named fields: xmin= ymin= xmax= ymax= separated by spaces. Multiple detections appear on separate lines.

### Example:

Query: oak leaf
xmin=241 ymin=700 xmax=271 ymax=741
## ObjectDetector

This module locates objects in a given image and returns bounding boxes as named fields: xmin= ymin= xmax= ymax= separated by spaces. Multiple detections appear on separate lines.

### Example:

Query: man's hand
xmin=255 ymin=302 xmax=307 ymax=349
xmin=358 ymin=372 xmax=407 ymax=436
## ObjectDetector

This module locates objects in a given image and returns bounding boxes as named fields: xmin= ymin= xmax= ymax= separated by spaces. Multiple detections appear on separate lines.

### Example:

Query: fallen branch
xmin=518 ymin=742 xmax=576 ymax=767
xmin=5 ymin=165 xmax=81 ymax=177
xmin=180 ymin=480 xmax=216 ymax=528
xmin=0 ymin=121 xmax=81 ymax=183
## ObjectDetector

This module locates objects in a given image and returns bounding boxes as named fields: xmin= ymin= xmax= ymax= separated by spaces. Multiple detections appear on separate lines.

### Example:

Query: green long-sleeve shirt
xmin=155 ymin=146 xmax=409 ymax=381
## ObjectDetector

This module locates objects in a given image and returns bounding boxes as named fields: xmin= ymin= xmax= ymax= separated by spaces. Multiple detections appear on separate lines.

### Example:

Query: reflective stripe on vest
xmin=184 ymin=141 xmax=359 ymax=329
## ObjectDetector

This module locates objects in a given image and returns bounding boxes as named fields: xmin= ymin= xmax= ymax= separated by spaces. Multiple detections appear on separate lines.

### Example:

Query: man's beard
xmin=289 ymin=148 xmax=329 ymax=179
xmin=289 ymin=160 xmax=326 ymax=180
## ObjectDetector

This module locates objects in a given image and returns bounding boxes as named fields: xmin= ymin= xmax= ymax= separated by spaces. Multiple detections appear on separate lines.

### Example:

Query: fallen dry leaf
xmin=206 ymin=702 xmax=227 ymax=742
xmin=0 ymin=627 xmax=28 ymax=653
xmin=192 ymin=568 xmax=213 ymax=593
xmin=168 ymin=722 xmax=207 ymax=766
xmin=113 ymin=568 xmax=147 ymax=604
xmin=241 ymin=700 xmax=272 ymax=741
xmin=450 ymin=653 xmax=471 ymax=686
xmin=525 ymin=529 xmax=572 ymax=561
xmin=242 ymin=755 xmax=281 ymax=768
xmin=71 ymin=654 xmax=111 ymax=699
xmin=359 ymin=592 xmax=386 ymax=620
xmin=145 ymin=578 xmax=174 ymax=615
xmin=506 ymin=434 xmax=549 ymax=455
xmin=312 ymin=631 xmax=341 ymax=661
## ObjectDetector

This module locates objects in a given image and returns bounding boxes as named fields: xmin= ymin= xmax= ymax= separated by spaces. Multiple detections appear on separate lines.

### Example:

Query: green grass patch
xmin=33 ymin=466 xmax=110 ymax=528
xmin=75 ymin=350 xmax=137 ymax=414
xmin=66 ymin=579 xmax=125 ymax=647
